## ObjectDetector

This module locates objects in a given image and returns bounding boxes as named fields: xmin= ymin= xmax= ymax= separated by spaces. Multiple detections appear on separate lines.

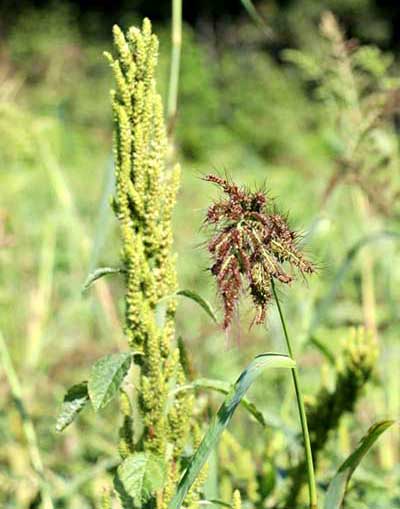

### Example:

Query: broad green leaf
xmin=169 ymin=353 xmax=295 ymax=509
xmin=324 ymin=420 xmax=396 ymax=509
xmin=55 ymin=382 xmax=89 ymax=432
xmin=185 ymin=377 xmax=266 ymax=426
xmin=176 ymin=289 xmax=217 ymax=323
xmin=82 ymin=266 xmax=124 ymax=293
xmin=116 ymin=452 xmax=165 ymax=505
xmin=88 ymin=353 xmax=132 ymax=411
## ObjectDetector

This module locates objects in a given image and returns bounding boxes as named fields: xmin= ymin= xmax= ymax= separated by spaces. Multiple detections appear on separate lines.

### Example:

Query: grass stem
xmin=167 ymin=0 xmax=182 ymax=133
xmin=271 ymin=279 xmax=318 ymax=509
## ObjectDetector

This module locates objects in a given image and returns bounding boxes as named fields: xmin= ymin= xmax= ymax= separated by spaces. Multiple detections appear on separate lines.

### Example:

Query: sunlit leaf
xmin=55 ymin=382 xmax=89 ymax=432
xmin=88 ymin=353 xmax=132 ymax=411
xmin=115 ymin=452 xmax=165 ymax=505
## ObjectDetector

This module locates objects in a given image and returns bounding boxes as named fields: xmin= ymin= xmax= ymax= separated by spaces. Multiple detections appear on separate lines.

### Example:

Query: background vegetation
xmin=0 ymin=1 xmax=399 ymax=508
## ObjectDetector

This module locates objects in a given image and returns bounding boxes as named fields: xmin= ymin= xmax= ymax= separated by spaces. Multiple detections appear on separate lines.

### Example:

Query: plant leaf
xmin=187 ymin=377 xmax=266 ymax=426
xmin=115 ymin=452 xmax=165 ymax=505
xmin=324 ymin=420 xmax=396 ymax=509
xmin=82 ymin=266 xmax=124 ymax=293
xmin=176 ymin=289 xmax=217 ymax=323
xmin=169 ymin=353 xmax=295 ymax=509
xmin=55 ymin=382 xmax=89 ymax=432
xmin=88 ymin=353 xmax=132 ymax=411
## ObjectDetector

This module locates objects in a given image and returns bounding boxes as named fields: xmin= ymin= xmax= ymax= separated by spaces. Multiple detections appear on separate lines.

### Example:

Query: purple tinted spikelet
xmin=204 ymin=175 xmax=314 ymax=329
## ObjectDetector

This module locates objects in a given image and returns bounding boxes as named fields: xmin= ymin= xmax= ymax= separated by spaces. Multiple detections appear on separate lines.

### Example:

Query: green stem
xmin=167 ymin=0 xmax=182 ymax=132
xmin=271 ymin=280 xmax=318 ymax=509
xmin=0 ymin=330 xmax=54 ymax=509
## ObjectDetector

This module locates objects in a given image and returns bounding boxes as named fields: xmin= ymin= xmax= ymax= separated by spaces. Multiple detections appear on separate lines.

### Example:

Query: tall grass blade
xmin=176 ymin=289 xmax=218 ymax=323
xmin=169 ymin=353 xmax=295 ymax=509
xmin=159 ymin=289 xmax=218 ymax=323
xmin=177 ymin=377 xmax=266 ymax=426
xmin=324 ymin=420 xmax=396 ymax=509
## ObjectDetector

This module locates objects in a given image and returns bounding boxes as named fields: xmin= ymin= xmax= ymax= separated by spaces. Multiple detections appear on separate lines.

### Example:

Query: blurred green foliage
xmin=0 ymin=2 xmax=399 ymax=508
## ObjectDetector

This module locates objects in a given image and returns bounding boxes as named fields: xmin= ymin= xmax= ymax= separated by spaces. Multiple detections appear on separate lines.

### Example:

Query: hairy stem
xmin=271 ymin=279 xmax=318 ymax=509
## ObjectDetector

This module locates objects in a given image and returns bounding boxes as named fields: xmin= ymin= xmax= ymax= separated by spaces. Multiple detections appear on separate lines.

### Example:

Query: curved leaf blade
xmin=116 ymin=452 xmax=165 ymax=505
xmin=88 ymin=352 xmax=132 ymax=411
xmin=188 ymin=377 xmax=266 ymax=426
xmin=169 ymin=353 xmax=295 ymax=509
xmin=324 ymin=420 xmax=396 ymax=509
xmin=55 ymin=382 xmax=89 ymax=432
xmin=177 ymin=289 xmax=218 ymax=323
xmin=82 ymin=266 xmax=124 ymax=293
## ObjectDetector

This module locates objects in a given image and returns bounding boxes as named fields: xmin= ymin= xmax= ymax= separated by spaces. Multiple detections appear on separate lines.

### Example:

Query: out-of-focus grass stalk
xmin=26 ymin=220 xmax=56 ymax=368
xmin=35 ymin=135 xmax=119 ymax=330
xmin=167 ymin=0 xmax=182 ymax=132
xmin=271 ymin=280 xmax=318 ymax=509
xmin=240 ymin=0 xmax=273 ymax=39
xmin=0 ymin=330 xmax=53 ymax=509
xmin=354 ymin=190 xmax=378 ymax=341
xmin=353 ymin=189 xmax=397 ymax=469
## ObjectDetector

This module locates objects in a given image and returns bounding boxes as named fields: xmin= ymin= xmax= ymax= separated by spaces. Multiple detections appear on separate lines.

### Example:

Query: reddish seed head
xmin=204 ymin=175 xmax=314 ymax=329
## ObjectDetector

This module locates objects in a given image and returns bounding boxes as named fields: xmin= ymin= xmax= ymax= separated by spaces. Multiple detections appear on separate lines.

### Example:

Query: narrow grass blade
xmin=176 ymin=289 xmax=217 ymax=323
xmin=324 ymin=420 xmax=396 ymax=509
xmin=180 ymin=377 xmax=266 ymax=426
xmin=82 ymin=267 xmax=124 ymax=293
xmin=158 ymin=289 xmax=218 ymax=323
xmin=169 ymin=353 xmax=295 ymax=509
